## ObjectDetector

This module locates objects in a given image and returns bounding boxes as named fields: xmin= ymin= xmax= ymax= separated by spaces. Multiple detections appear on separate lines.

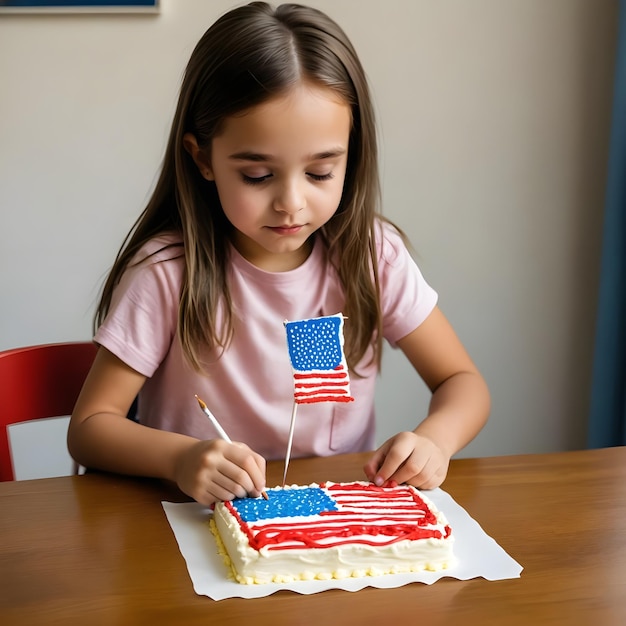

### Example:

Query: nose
xmin=273 ymin=178 xmax=305 ymax=215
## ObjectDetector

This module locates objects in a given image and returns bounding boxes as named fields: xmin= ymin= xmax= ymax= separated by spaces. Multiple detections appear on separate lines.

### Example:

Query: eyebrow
xmin=228 ymin=148 xmax=347 ymax=162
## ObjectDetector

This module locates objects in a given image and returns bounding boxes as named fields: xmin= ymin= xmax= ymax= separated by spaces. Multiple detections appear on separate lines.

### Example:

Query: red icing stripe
xmin=295 ymin=381 xmax=349 ymax=388
xmin=295 ymin=395 xmax=354 ymax=404
xmin=293 ymin=372 xmax=349 ymax=380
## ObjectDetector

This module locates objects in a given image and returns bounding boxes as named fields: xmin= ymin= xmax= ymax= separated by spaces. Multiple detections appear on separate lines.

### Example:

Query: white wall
xmin=0 ymin=0 xmax=618 ymax=477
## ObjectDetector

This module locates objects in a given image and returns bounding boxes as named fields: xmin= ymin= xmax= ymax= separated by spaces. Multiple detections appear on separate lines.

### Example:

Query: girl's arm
xmin=67 ymin=347 xmax=266 ymax=505
xmin=363 ymin=306 xmax=490 ymax=489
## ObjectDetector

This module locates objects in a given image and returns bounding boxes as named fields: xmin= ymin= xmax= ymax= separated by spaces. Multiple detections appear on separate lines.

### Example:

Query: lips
xmin=268 ymin=224 xmax=304 ymax=235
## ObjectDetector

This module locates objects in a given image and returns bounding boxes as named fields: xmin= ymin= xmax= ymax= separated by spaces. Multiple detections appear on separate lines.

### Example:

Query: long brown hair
xmin=96 ymin=2 xmax=397 ymax=371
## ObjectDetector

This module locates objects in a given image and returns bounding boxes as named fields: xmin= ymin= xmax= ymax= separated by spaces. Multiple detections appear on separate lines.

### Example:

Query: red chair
xmin=0 ymin=342 xmax=97 ymax=481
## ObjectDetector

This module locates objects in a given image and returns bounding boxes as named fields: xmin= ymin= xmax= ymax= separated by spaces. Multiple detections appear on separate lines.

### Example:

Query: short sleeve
xmin=377 ymin=222 xmax=438 ymax=346
xmin=94 ymin=238 xmax=184 ymax=377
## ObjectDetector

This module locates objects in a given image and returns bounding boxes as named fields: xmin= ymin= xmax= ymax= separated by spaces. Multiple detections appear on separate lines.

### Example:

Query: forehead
xmin=212 ymin=83 xmax=352 ymax=159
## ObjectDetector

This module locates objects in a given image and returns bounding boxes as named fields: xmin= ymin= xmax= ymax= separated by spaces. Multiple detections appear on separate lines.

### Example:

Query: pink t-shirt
xmin=94 ymin=222 xmax=438 ymax=460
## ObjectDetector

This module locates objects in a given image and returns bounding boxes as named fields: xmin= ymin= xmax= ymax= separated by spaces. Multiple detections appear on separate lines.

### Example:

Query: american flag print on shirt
xmin=284 ymin=313 xmax=354 ymax=404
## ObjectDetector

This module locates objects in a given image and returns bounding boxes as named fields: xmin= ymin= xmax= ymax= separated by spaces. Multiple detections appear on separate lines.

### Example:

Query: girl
xmin=68 ymin=2 xmax=490 ymax=506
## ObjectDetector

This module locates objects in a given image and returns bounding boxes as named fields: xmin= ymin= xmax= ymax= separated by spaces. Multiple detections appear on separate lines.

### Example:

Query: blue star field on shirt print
xmin=284 ymin=313 xmax=354 ymax=404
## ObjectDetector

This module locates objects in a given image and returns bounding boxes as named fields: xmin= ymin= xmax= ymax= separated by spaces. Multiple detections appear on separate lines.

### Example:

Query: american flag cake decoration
xmin=280 ymin=313 xmax=354 ymax=486
xmin=210 ymin=481 xmax=455 ymax=584
xmin=284 ymin=313 xmax=354 ymax=404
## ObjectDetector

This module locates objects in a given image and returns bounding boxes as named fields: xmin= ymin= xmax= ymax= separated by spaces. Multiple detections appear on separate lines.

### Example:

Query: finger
xmin=395 ymin=453 xmax=449 ymax=490
xmin=245 ymin=451 xmax=267 ymax=494
xmin=381 ymin=479 xmax=398 ymax=488
xmin=230 ymin=444 xmax=267 ymax=494
xmin=200 ymin=466 xmax=247 ymax=501
xmin=363 ymin=443 xmax=390 ymax=482
xmin=203 ymin=481 xmax=241 ymax=504
xmin=407 ymin=463 xmax=447 ymax=490
xmin=189 ymin=478 xmax=238 ymax=506
xmin=389 ymin=453 xmax=431 ymax=486
xmin=375 ymin=441 xmax=423 ymax=485
xmin=221 ymin=458 xmax=263 ymax=495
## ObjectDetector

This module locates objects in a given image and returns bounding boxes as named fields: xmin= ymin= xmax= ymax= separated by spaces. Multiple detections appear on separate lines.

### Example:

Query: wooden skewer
xmin=282 ymin=402 xmax=298 ymax=487
xmin=195 ymin=395 xmax=268 ymax=500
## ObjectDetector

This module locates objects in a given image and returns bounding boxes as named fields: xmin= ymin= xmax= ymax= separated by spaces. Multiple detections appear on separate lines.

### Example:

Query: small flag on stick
xmin=282 ymin=313 xmax=354 ymax=486
xmin=285 ymin=313 xmax=354 ymax=404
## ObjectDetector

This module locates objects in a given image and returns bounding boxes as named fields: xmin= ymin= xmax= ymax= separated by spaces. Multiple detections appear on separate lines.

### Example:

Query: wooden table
xmin=1 ymin=448 xmax=625 ymax=625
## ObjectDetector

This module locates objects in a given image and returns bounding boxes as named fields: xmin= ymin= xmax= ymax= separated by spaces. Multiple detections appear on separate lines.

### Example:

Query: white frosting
xmin=212 ymin=482 xmax=455 ymax=585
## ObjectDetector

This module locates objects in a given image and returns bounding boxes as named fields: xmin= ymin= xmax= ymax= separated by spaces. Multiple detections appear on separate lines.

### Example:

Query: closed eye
xmin=307 ymin=172 xmax=334 ymax=182
xmin=242 ymin=173 xmax=272 ymax=185
xmin=242 ymin=172 xmax=334 ymax=185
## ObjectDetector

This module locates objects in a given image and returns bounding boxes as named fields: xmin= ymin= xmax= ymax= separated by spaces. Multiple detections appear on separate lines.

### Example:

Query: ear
xmin=183 ymin=133 xmax=214 ymax=180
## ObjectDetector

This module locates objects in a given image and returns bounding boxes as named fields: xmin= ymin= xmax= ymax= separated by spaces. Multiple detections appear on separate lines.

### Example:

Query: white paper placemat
xmin=162 ymin=487 xmax=522 ymax=600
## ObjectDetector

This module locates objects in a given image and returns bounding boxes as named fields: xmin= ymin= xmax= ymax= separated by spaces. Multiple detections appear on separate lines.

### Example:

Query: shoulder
xmin=97 ymin=233 xmax=184 ymax=375
xmin=123 ymin=233 xmax=185 ymax=285
xmin=373 ymin=217 xmax=412 ymax=267
xmin=372 ymin=218 xmax=439 ymax=342
xmin=113 ymin=232 xmax=185 ymax=306
xmin=130 ymin=232 xmax=184 ymax=266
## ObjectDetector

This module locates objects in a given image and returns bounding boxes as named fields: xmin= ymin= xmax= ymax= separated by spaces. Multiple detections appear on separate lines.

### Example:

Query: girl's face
xmin=204 ymin=83 xmax=351 ymax=272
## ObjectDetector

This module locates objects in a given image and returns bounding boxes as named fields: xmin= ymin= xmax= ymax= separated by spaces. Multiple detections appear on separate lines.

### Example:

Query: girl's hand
xmin=173 ymin=438 xmax=266 ymax=506
xmin=363 ymin=431 xmax=450 ymax=490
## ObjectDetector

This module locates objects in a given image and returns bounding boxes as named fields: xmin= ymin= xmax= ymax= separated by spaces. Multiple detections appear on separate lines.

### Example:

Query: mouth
xmin=267 ymin=224 xmax=305 ymax=235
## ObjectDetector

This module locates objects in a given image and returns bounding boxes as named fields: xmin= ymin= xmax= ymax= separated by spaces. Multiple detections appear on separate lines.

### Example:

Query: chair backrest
xmin=0 ymin=342 xmax=97 ymax=481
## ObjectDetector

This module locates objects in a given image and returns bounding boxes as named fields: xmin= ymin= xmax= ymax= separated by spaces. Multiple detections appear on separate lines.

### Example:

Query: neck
xmin=232 ymin=235 xmax=314 ymax=272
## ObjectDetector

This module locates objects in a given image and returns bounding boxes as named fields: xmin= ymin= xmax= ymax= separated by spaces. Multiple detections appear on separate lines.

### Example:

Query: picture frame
xmin=0 ymin=0 xmax=159 ymax=13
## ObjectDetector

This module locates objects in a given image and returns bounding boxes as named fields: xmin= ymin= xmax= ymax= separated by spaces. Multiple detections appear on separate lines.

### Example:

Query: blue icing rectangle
xmin=232 ymin=487 xmax=337 ymax=522
xmin=285 ymin=316 xmax=343 ymax=371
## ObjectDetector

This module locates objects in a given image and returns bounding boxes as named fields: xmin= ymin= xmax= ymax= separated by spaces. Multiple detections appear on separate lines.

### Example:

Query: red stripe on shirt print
xmin=233 ymin=482 xmax=449 ymax=551
xmin=293 ymin=364 xmax=354 ymax=404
